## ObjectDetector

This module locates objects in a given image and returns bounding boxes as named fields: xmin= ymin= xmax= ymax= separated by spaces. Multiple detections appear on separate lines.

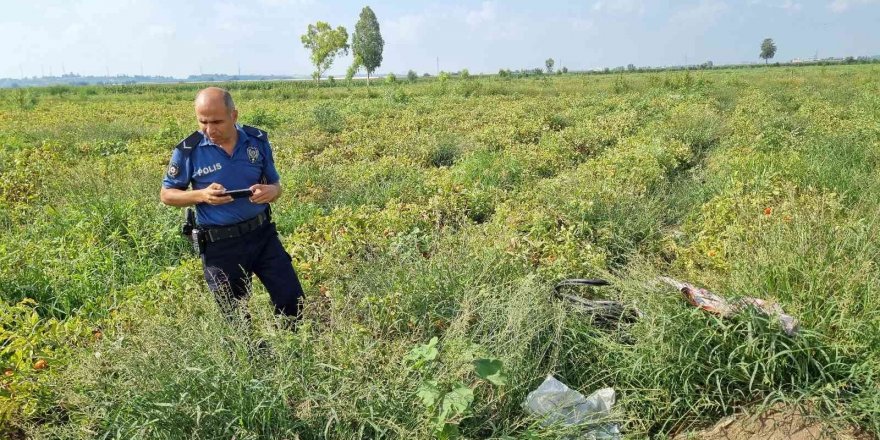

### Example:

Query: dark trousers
xmin=200 ymin=221 xmax=304 ymax=324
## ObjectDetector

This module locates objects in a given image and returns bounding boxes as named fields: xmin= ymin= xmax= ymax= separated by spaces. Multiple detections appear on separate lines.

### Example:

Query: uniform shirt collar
xmin=198 ymin=125 xmax=248 ymax=148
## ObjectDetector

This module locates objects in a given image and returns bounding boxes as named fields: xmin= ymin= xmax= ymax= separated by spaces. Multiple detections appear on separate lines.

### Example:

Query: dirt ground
xmin=676 ymin=404 xmax=874 ymax=440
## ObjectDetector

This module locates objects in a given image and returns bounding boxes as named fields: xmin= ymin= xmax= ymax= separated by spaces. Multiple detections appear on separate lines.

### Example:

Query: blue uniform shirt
xmin=163 ymin=125 xmax=281 ymax=226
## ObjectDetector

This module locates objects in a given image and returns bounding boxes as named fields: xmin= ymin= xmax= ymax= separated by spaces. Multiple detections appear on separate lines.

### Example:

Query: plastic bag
xmin=524 ymin=375 xmax=621 ymax=439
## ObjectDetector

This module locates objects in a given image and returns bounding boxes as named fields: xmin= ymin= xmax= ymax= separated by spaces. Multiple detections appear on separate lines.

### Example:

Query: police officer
xmin=160 ymin=87 xmax=303 ymax=326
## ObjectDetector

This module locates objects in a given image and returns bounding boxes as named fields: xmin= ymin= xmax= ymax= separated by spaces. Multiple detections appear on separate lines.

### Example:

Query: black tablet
xmin=223 ymin=189 xmax=254 ymax=199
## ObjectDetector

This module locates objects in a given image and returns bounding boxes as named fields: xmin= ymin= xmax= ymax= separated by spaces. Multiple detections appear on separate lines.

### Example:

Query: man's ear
xmin=231 ymin=109 xmax=239 ymax=123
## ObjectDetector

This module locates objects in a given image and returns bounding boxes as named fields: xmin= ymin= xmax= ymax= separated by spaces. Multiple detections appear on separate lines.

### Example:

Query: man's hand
xmin=249 ymin=183 xmax=280 ymax=204
xmin=200 ymin=182 xmax=233 ymax=205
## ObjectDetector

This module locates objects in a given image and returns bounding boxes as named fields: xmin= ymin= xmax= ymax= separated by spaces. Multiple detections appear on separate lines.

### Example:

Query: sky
xmin=1 ymin=0 xmax=878 ymax=79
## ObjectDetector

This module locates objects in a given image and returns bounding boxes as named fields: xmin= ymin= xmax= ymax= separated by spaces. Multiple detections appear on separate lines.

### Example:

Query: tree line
xmin=298 ymin=12 xmax=819 ymax=86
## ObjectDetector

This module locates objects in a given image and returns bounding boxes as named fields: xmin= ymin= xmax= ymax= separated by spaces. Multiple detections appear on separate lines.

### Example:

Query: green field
xmin=1 ymin=66 xmax=879 ymax=438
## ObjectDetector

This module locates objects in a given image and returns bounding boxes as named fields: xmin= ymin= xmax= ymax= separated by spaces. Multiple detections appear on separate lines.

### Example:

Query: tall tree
xmin=352 ymin=6 xmax=384 ymax=85
xmin=346 ymin=54 xmax=362 ymax=83
xmin=545 ymin=58 xmax=555 ymax=74
xmin=301 ymin=22 xmax=349 ymax=84
xmin=760 ymin=38 xmax=777 ymax=65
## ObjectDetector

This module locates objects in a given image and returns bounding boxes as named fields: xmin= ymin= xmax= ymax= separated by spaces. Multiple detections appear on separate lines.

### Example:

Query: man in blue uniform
xmin=160 ymin=87 xmax=303 ymax=326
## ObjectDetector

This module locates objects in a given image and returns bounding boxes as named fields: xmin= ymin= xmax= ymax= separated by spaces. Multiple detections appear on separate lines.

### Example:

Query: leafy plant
xmin=404 ymin=336 xmax=439 ymax=369
xmin=406 ymin=337 xmax=507 ymax=438
xmin=12 ymin=88 xmax=37 ymax=110
xmin=612 ymin=74 xmax=630 ymax=93
xmin=427 ymin=136 xmax=461 ymax=168
xmin=312 ymin=103 xmax=344 ymax=133
xmin=242 ymin=107 xmax=280 ymax=129
xmin=473 ymin=358 xmax=507 ymax=386
xmin=386 ymin=87 xmax=410 ymax=105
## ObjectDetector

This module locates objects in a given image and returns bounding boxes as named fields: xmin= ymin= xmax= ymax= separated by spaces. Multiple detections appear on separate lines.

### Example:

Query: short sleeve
xmin=261 ymin=141 xmax=281 ymax=184
xmin=162 ymin=148 xmax=192 ymax=189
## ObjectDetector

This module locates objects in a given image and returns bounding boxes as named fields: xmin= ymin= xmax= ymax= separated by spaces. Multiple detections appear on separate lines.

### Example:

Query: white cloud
xmin=781 ymin=0 xmax=803 ymax=11
xmin=384 ymin=13 xmax=428 ymax=45
xmin=591 ymin=0 xmax=646 ymax=14
xmin=829 ymin=0 xmax=878 ymax=12
xmin=570 ymin=17 xmax=595 ymax=32
xmin=670 ymin=0 xmax=729 ymax=27
xmin=148 ymin=25 xmax=175 ymax=39
xmin=258 ymin=0 xmax=315 ymax=6
xmin=63 ymin=23 xmax=86 ymax=41
xmin=749 ymin=0 xmax=802 ymax=11
xmin=214 ymin=2 xmax=255 ymax=32
xmin=384 ymin=1 xmax=519 ymax=46
xmin=461 ymin=2 xmax=523 ymax=41
xmin=466 ymin=1 xmax=497 ymax=27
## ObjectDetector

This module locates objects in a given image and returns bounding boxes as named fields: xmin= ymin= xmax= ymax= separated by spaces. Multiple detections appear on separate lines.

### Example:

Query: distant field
xmin=1 ymin=66 xmax=879 ymax=438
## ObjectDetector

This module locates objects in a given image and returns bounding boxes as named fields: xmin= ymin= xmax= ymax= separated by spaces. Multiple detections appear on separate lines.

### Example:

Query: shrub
xmin=312 ymin=103 xmax=344 ymax=133
xmin=12 ymin=89 xmax=38 ymax=110
xmin=46 ymin=85 xmax=71 ymax=96
xmin=612 ymin=75 xmax=631 ymax=93
xmin=242 ymin=107 xmax=281 ymax=130
xmin=455 ymin=80 xmax=482 ymax=98
xmin=426 ymin=135 xmax=462 ymax=168
xmin=544 ymin=113 xmax=571 ymax=131
xmin=386 ymin=87 xmax=410 ymax=105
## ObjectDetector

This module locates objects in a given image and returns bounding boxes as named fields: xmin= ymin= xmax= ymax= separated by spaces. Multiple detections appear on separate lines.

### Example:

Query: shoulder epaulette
xmin=242 ymin=125 xmax=269 ymax=142
xmin=175 ymin=131 xmax=204 ymax=157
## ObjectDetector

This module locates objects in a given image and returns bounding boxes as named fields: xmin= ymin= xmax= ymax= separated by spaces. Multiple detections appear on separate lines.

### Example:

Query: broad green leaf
xmin=404 ymin=336 xmax=439 ymax=364
xmin=473 ymin=358 xmax=507 ymax=386
xmin=440 ymin=386 xmax=474 ymax=420
xmin=417 ymin=380 xmax=441 ymax=407
xmin=437 ymin=423 xmax=460 ymax=440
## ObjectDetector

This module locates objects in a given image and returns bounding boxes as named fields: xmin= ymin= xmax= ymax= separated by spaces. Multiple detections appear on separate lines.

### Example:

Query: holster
xmin=181 ymin=208 xmax=203 ymax=254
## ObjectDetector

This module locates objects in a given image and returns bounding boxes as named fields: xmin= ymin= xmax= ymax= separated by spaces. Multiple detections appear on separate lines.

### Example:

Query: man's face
xmin=195 ymin=98 xmax=238 ymax=146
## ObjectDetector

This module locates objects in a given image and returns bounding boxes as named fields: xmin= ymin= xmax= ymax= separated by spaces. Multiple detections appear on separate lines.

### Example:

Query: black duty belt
xmin=203 ymin=211 xmax=270 ymax=243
